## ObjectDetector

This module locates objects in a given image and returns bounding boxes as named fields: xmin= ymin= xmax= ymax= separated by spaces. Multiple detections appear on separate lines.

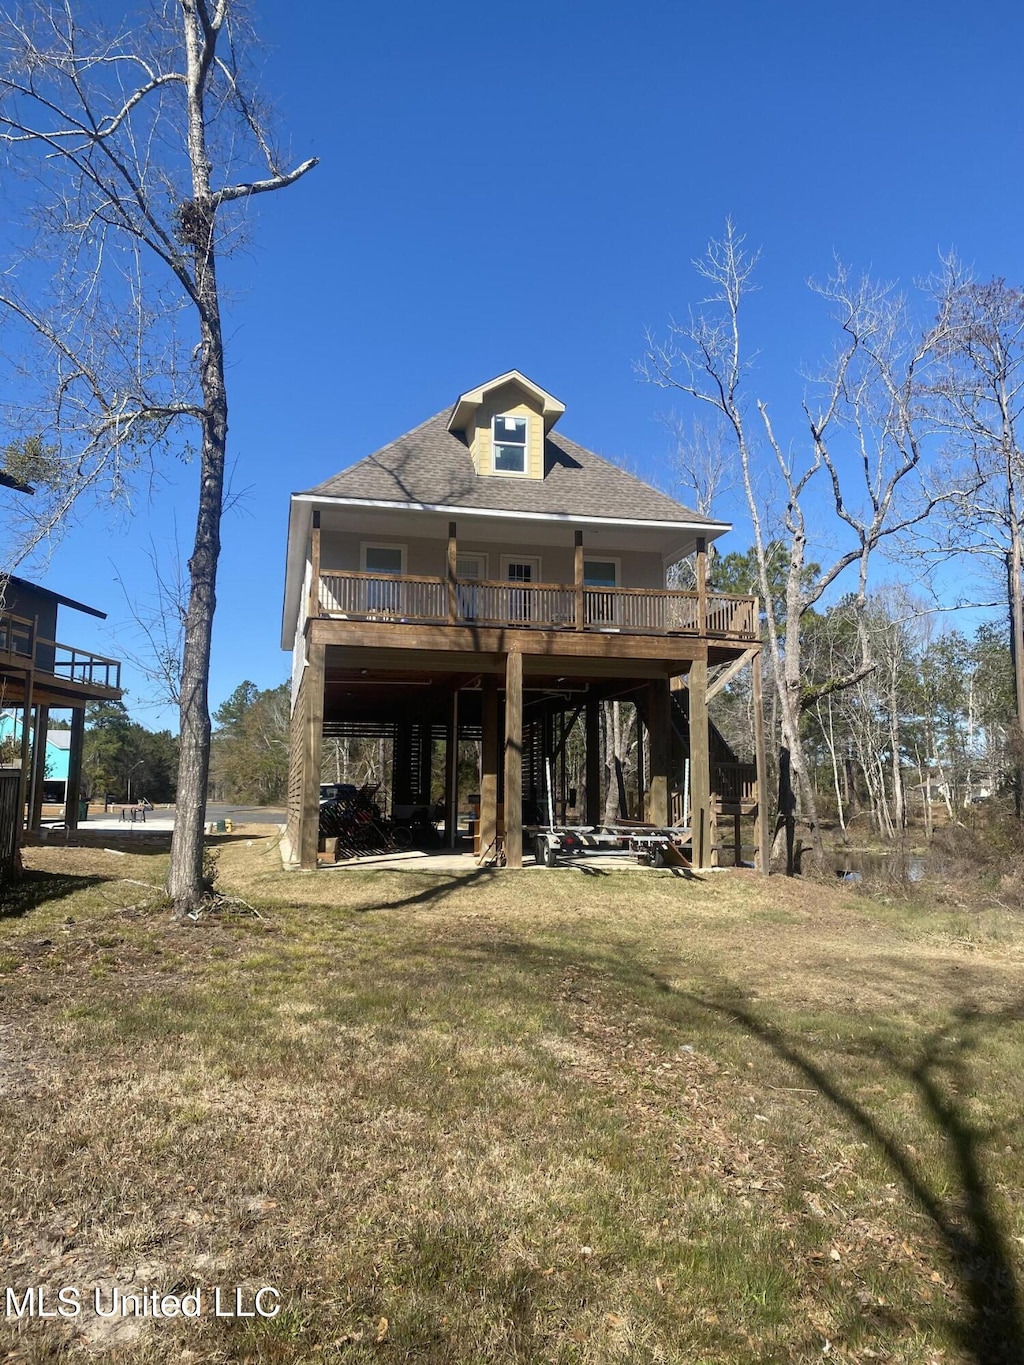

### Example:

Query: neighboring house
xmin=0 ymin=574 xmax=122 ymax=854
xmin=0 ymin=713 xmax=71 ymax=801
xmin=281 ymin=370 xmax=767 ymax=870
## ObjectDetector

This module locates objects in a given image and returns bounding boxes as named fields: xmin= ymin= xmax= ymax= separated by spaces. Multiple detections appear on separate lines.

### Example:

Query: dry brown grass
xmin=1 ymin=831 xmax=1023 ymax=1363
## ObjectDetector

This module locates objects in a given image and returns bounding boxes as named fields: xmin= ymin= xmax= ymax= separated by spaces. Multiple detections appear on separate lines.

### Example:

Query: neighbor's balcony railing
xmin=316 ymin=572 xmax=758 ymax=640
xmin=0 ymin=611 xmax=122 ymax=690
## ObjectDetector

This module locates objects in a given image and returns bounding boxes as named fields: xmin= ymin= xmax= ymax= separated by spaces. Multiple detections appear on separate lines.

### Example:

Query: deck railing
xmin=317 ymin=572 xmax=758 ymax=641
xmin=0 ymin=611 xmax=122 ymax=689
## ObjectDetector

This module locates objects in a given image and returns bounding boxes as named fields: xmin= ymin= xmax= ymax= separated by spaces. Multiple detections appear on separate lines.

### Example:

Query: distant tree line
xmin=83 ymin=702 xmax=177 ymax=804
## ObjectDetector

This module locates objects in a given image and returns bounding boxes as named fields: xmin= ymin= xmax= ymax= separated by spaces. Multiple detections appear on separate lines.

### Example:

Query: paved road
xmin=205 ymin=804 xmax=286 ymax=826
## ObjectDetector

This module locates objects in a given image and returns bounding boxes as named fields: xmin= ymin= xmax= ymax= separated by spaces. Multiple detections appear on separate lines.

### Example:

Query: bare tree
xmin=928 ymin=275 xmax=1024 ymax=807
xmin=640 ymin=222 xmax=952 ymax=865
xmin=113 ymin=534 xmax=188 ymax=709
xmin=0 ymin=2 xmax=316 ymax=912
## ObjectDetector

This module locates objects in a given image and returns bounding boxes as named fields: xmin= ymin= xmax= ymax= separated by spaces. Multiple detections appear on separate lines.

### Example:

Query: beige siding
xmin=318 ymin=526 xmax=667 ymax=588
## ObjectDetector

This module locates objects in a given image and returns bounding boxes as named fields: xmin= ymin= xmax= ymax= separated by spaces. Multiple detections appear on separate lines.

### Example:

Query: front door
xmin=456 ymin=553 xmax=487 ymax=621
xmin=502 ymin=557 xmax=541 ymax=623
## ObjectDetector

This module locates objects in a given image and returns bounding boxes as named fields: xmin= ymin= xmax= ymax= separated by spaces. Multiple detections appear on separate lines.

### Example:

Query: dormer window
xmin=493 ymin=415 xmax=527 ymax=474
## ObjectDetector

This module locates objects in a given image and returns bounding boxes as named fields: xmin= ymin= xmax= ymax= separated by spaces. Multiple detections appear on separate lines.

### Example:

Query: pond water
xmin=833 ymin=850 xmax=930 ymax=883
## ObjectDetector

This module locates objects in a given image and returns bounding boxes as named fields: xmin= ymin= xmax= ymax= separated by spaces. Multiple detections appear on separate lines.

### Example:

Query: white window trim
xmin=455 ymin=551 xmax=489 ymax=580
xmin=501 ymin=554 xmax=543 ymax=582
xmin=583 ymin=556 xmax=621 ymax=587
xmin=491 ymin=414 xmax=530 ymax=477
xmin=360 ymin=541 xmax=407 ymax=574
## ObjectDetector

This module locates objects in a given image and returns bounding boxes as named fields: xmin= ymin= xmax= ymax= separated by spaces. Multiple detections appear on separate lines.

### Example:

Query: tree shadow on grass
xmin=456 ymin=933 xmax=1023 ymax=1364
xmin=349 ymin=866 xmax=501 ymax=913
xmin=667 ymin=979 xmax=1024 ymax=1365
xmin=1 ymin=869 xmax=105 ymax=918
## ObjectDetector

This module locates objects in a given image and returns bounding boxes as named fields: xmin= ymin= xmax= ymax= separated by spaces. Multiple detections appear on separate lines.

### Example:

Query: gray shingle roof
xmin=304 ymin=409 xmax=721 ymax=526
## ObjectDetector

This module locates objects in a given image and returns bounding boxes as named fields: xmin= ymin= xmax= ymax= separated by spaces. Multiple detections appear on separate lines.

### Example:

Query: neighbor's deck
xmin=0 ymin=610 xmax=122 ymax=704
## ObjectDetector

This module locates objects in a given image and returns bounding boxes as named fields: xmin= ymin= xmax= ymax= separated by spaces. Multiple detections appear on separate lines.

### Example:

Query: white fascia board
xmin=281 ymin=497 xmax=312 ymax=648
xmin=289 ymin=492 xmax=731 ymax=536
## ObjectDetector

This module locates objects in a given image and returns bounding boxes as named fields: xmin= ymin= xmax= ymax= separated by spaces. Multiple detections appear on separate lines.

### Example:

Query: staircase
xmin=664 ymin=692 xmax=758 ymax=863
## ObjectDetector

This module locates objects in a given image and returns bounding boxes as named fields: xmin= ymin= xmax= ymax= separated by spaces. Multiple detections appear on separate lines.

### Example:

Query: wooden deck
xmin=316 ymin=572 xmax=758 ymax=641
xmin=1 ymin=610 xmax=122 ymax=703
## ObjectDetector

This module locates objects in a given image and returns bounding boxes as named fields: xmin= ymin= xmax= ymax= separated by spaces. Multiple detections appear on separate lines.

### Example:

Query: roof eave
xmin=289 ymin=490 xmax=730 ymax=535
xmin=447 ymin=369 xmax=566 ymax=436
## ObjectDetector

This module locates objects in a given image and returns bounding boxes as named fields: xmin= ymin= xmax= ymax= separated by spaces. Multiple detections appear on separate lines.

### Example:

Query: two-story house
xmin=1 ymin=574 xmax=122 ymax=873
xmin=281 ymin=371 xmax=767 ymax=871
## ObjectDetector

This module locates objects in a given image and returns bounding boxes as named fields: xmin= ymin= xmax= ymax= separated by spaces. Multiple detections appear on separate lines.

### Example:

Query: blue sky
xmin=6 ymin=0 xmax=1024 ymax=728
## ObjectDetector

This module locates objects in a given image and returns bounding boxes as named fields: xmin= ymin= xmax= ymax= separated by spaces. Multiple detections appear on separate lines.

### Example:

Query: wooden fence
xmin=0 ymin=768 xmax=21 ymax=886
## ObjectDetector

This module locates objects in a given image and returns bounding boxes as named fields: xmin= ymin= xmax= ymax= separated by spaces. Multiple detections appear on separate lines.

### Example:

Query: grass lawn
xmin=1 ymin=833 xmax=1023 ymax=1364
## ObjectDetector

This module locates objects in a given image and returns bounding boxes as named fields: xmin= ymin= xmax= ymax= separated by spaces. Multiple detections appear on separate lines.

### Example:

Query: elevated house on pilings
xmin=281 ymin=371 xmax=768 ymax=872
xmin=0 ymin=576 xmax=123 ymax=876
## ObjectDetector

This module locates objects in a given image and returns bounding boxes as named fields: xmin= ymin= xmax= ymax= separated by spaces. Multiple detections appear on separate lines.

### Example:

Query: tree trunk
xmin=165 ymin=1 xmax=228 ymax=915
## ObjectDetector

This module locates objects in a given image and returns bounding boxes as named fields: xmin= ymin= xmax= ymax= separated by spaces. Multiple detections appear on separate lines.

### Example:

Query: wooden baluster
xmin=447 ymin=521 xmax=458 ymax=624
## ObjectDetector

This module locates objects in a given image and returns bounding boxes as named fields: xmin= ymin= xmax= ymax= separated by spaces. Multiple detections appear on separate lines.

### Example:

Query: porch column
xmin=480 ymin=675 xmax=499 ymax=860
xmin=574 ymin=528 xmax=584 ymax=630
xmin=65 ymin=706 xmax=85 ymax=833
xmin=444 ymin=689 xmax=459 ymax=848
xmin=647 ymin=681 xmax=670 ymax=827
xmin=29 ymin=704 xmax=49 ymax=832
xmin=308 ymin=510 xmax=321 ymax=623
xmin=585 ymin=698 xmax=601 ymax=825
xmin=752 ymin=645 xmax=770 ymax=875
xmin=696 ymin=535 xmax=708 ymax=634
xmin=299 ymin=636 xmax=325 ymax=871
xmin=17 ymin=632 xmax=35 ymax=831
xmin=689 ymin=658 xmax=712 ymax=869
xmin=447 ymin=521 xmax=458 ymax=624
xmin=504 ymin=647 xmax=523 ymax=868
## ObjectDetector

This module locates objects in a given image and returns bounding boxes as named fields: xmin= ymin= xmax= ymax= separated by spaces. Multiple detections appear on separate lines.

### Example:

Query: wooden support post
xmin=444 ymin=689 xmax=460 ymax=848
xmin=29 ymin=704 xmax=48 ymax=832
xmin=574 ymin=528 xmax=584 ymax=631
xmin=299 ymin=637 xmax=325 ymax=871
xmin=585 ymin=698 xmax=601 ymax=825
xmin=695 ymin=536 xmax=708 ymax=635
xmin=752 ymin=644 xmax=770 ymax=875
xmin=308 ymin=510 xmax=321 ymax=623
xmin=558 ymin=709 xmax=567 ymax=822
xmin=17 ymin=620 xmax=36 ymax=832
xmin=689 ymin=658 xmax=711 ymax=869
xmin=447 ymin=520 xmax=458 ymax=624
xmin=504 ymin=647 xmax=523 ymax=868
xmin=65 ymin=707 xmax=85 ymax=833
xmin=647 ymin=680 xmax=670 ymax=827
xmin=480 ymin=675 xmax=499 ymax=860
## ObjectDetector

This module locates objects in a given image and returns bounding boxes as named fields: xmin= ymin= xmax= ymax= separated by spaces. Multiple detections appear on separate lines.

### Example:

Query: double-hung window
xmin=493 ymin=415 xmax=528 ymax=474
